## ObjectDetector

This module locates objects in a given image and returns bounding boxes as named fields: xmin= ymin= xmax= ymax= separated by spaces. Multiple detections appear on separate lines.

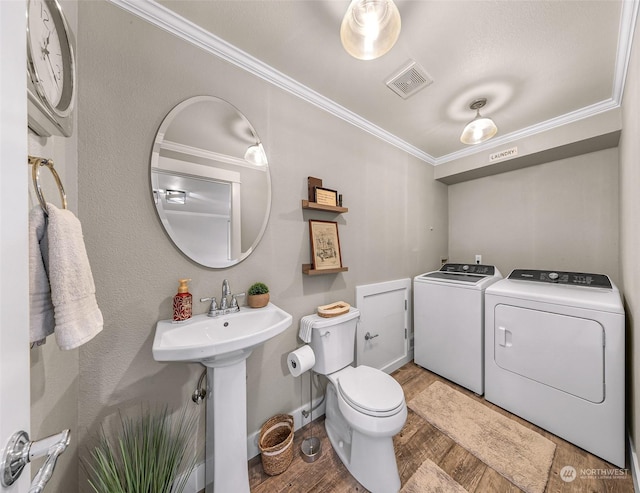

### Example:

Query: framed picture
xmin=308 ymin=176 xmax=322 ymax=202
xmin=309 ymin=220 xmax=342 ymax=270
xmin=314 ymin=187 xmax=338 ymax=207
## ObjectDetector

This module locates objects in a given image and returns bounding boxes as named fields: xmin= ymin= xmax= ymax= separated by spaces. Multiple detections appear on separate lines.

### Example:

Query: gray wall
xmin=75 ymin=2 xmax=447 ymax=489
xmin=448 ymin=148 xmax=620 ymax=284
xmin=620 ymin=9 xmax=640 ymax=460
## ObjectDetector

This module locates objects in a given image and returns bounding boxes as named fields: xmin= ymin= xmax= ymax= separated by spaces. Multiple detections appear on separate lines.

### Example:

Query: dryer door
xmin=493 ymin=304 xmax=604 ymax=403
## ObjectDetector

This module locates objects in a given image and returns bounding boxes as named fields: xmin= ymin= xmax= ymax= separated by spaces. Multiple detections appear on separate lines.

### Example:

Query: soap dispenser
xmin=173 ymin=278 xmax=192 ymax=322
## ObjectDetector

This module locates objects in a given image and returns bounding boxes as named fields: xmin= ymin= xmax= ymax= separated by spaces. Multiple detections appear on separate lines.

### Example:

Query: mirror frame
xmin=150 ymin=96 xmax=271 ymax=268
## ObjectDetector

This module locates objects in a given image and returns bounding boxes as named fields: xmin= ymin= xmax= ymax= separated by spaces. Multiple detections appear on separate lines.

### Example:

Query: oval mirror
xmin=150 ymin=96 xmax=271 ymax=268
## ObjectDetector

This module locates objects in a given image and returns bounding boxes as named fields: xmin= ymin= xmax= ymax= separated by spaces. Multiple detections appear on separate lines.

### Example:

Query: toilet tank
xmin=309 ymin=308 xmax=360 ymax=375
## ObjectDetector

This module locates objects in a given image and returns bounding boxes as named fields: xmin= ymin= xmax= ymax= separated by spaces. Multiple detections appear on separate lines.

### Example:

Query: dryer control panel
xmin=508 ymin=269 xmax=612 ymax=288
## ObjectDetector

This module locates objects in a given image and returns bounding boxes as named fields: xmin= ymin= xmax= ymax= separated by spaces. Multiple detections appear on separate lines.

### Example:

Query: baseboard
xmin=383 ymin=351 xmax=414 ymax=375
xmin=182 ymin=397 xmax=327 ymax=492
xmin=183 ymin=461 xmax=205 ymax=493
xmin=628 ymin=431 xmax=639 ymax=492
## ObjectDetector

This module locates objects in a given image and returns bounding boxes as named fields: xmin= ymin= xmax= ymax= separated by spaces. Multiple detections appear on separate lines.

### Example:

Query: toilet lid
xmin=337 ymin=366 xmax=405 ymax=415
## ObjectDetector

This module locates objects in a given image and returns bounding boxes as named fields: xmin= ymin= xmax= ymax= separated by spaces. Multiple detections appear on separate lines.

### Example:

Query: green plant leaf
xmin=248 ymin=282 xmax=269 ymax=295
xmin=83 ymin=404 xmax=199 ymax=493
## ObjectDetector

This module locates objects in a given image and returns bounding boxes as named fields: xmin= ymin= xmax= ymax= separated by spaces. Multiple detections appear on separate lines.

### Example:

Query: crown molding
xmin=161 ymin=140 xmax=267 ymax=171
xmin=435 ymin=0 xmax=637 ymax=166
xmin=106 ymin=0 xmax=436 ymax=164
xmin=613 ymin=0 xmax=640 ymax=103
xmin=107 ymin=0 xmax=637 ymax=168
xmin=434 ymin=98 xmax=620 ymax=165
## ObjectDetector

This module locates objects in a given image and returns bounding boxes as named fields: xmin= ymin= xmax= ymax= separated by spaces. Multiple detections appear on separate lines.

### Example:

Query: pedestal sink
xmin=152 ymin=303 xmax=292 ymax=493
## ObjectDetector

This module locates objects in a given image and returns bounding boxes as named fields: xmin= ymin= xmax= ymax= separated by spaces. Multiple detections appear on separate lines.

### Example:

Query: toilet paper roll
xmin=287 ymin=345 xmax=315 ymax=377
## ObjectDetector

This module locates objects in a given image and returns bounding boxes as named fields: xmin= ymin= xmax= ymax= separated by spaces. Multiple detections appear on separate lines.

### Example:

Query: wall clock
xmin=26 ymin=0 xmax=76 ymax=137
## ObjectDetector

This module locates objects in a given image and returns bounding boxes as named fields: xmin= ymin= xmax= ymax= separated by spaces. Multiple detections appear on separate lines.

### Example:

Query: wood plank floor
xmin=248 ymin=362 xmax=634 ymax=492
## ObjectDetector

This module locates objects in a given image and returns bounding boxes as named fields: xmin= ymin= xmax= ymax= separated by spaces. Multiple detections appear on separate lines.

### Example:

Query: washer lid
xmin=420 ymin=271 xmax=488 ymax=284
xmin=337 ymin=366 xmax=405 ymax=414
xmin=415 ymin=263 xmax=502 ymax=286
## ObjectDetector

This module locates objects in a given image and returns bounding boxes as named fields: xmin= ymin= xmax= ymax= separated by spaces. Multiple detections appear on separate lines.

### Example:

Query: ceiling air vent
xmin=385 ymin=60 xmax=433 ymax=99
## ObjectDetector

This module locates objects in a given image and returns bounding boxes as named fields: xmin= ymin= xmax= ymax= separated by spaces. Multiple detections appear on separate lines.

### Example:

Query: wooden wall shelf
xmin=302 ymin=264 xmax=349 ymax=276
xmin=301 ymin=200 xmax=348 ymax=213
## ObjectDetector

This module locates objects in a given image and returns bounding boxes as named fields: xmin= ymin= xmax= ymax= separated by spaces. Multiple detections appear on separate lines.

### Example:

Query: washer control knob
xmin=462 ymin=265 xmax=469 ymax=271
xmin=548 ymin=272 xmax=559 ymax=281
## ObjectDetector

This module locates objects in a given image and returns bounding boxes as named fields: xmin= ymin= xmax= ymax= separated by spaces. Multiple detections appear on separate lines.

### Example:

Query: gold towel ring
xmin=29 ymin=156 xmax=67 ymax=216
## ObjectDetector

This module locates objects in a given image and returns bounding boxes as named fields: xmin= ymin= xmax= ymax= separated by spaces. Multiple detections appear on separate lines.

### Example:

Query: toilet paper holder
xmin=301 ymin=369 xmax=321 ymax=463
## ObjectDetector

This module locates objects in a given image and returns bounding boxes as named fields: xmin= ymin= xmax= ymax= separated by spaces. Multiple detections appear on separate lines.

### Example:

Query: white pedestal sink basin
xmin=152 ymin=303 xmax=292 ymax=493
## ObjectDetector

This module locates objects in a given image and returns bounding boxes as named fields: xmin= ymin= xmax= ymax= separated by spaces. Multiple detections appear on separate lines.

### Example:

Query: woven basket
xmin=258 ymin=414 xmax=294 ymax=475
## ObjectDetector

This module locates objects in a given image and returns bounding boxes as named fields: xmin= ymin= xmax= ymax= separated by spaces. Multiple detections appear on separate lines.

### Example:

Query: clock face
xmin=27 ymin=0 xmax=74 ymax=116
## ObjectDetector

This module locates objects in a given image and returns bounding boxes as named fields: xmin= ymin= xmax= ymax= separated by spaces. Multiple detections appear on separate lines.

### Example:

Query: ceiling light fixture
xmin=340 ymin=0 xmax=401 ymax=61
xmin=460 ymin=98 xmax=498 ymax=145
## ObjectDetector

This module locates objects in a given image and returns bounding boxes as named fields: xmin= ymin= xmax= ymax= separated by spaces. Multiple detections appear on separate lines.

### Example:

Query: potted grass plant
xmin=247 ymin=282 xmax=270 ymax=308
xmin=84 ymin=405 xmax=198 ymax=493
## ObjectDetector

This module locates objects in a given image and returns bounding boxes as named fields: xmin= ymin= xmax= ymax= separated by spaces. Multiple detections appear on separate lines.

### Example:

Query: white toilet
xmin=307 ymin=308 xmax=407 ymax=493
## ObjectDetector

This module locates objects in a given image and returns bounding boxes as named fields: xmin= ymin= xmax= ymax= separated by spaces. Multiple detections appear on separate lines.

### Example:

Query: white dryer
xmin=485 ymin=269 xmax=625 ymax=467
xmin=414 ymin=263 xmax=502 ymax=394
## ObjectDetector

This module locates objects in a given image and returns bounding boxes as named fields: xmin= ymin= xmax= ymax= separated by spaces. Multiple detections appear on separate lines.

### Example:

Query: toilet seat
xmin=336 ymin=366 xmax=405 ymax=417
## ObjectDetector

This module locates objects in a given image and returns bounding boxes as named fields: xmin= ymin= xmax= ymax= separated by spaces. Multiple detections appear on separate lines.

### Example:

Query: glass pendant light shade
xmin=340 ymin=0 xmax=401 ymax=60
xmin=244 ymin=142 xmax=268 ymax=166
xmin=460 ymin=99 xmax=498 ymax=145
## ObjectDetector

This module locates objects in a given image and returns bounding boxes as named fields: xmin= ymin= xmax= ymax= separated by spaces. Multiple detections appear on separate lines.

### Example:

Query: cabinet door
xmin=356 ymin=279 xmax=411 ymax=374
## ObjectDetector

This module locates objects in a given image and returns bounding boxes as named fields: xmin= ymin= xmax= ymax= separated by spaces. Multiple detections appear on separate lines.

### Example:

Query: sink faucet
xmin=201 ymin=280 xmax=245 ymax=317
xmin=221 ymin=279 xmax=231 ymax=310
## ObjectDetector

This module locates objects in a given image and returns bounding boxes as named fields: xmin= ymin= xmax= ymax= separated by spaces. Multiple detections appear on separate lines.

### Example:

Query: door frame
xmin=1 ymin=0 xmax=31 ymax=491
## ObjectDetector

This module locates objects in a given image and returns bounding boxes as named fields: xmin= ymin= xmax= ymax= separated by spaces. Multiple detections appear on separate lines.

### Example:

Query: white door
xmin=1 ymin=1 xmax=31 ymax=491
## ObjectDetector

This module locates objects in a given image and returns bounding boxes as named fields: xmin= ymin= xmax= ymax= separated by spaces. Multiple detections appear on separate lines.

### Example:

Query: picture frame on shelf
xmin=309 ymin=220 xmax=342 ymax=271
xmin=308 ymin=176 xmax=322 ymax=201
xmin=314 ymin=187 xmax=338 ymax=207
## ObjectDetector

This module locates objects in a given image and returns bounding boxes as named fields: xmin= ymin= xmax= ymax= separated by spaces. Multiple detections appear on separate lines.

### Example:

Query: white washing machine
xmin=485 ymin=269 xmax=625 ymax=467
xmin=414 ymin=263 xmax=503 ymax=394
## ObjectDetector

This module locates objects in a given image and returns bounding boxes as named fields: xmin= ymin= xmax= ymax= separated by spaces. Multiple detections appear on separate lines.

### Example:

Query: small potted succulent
xmin=247 ymin=282 xmax=270 ymax=308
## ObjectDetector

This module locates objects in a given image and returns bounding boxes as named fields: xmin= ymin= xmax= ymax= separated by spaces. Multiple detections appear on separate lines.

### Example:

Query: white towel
xmin=29 ymin=206 xmax=55 ymax=344
xmin=45 ymin=203 xmax=103 ymax=350
xmin=298 ymin=315 xmax=316 ymax=343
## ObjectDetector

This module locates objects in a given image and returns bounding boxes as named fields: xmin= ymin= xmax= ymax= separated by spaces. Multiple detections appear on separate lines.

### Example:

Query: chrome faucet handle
xmin=199 ymin=297 xmax=218 ymax=316
xmin=230 ymin=293 xmax=245 ymax=309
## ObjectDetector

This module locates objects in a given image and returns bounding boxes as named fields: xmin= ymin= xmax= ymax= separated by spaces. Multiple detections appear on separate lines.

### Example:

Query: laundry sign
xmin=489 ymin=146 xmax=518 ymax=163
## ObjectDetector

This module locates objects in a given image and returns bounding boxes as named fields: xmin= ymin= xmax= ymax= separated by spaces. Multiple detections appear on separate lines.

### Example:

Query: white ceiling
xmin=149 ymin=0 xmax=635 ymax=164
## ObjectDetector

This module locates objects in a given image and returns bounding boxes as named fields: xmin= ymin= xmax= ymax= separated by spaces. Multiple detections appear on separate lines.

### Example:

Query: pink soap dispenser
xmin=173 ymin=278 xmax=192 ymax=322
